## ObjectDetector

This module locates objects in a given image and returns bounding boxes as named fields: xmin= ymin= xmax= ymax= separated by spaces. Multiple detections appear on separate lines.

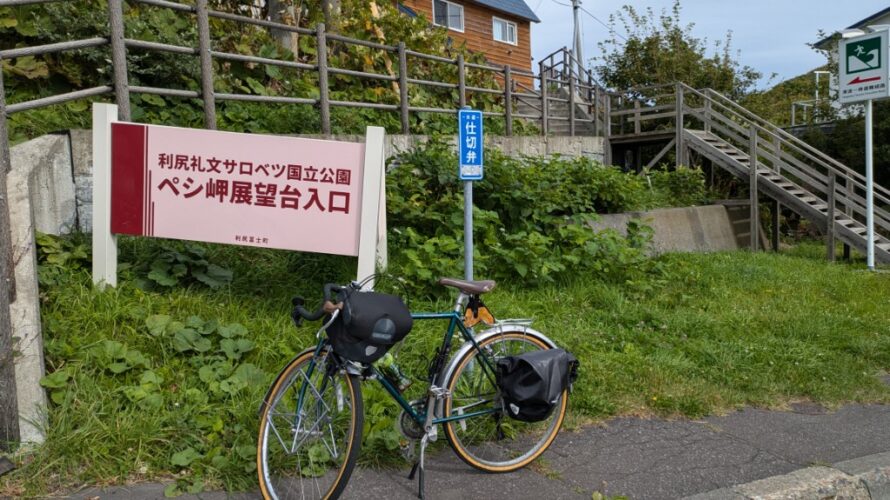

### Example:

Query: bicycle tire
xmin=443 ymin=332 xmax=567 ymax=473
xmin=257 ymin=348 xmax=363 ymax=500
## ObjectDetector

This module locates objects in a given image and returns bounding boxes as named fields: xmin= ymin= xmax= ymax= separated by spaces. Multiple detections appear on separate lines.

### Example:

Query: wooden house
xmin=398 ymin=0 xmax=540 ymax=84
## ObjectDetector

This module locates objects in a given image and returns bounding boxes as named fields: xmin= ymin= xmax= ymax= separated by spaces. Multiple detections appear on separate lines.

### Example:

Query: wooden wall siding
xmin=401 ymin=0 xmax=533 ymax=74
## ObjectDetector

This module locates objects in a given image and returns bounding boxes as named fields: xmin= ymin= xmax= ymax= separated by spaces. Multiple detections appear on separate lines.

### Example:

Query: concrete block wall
xmin=587 ymin=205 xmax=741 ymax=255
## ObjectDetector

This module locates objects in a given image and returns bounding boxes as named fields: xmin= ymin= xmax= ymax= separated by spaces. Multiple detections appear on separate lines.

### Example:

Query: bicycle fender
xmin=439 ymin=325 xmax=557 ymax=389
xmin=257 ymin=347 xmax=316 ymax=416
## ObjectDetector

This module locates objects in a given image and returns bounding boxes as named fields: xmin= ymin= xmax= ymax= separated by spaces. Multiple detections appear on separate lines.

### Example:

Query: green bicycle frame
xmin=304 ymin=310 xmax=501 ymax=429
xmin=373 ymin=311 xmax=500 ymax=426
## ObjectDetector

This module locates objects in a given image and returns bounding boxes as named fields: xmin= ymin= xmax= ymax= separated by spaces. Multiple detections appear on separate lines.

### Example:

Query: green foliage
xmin=35 ymin=232 xmax=89 ymax=286
xmin=386 ymin=143 xmax=664 ymax=294
xmin=741 ymin=67 xmax=832 ymax=127
xmin=133 ymin=243 xmax=233 ymax=290
xmin=36 ymin=309 xmax=265 ymax=496
xmin=9 ymin=236 xmax=890 ymax=496
xmin=1 ymin=0 xmax=532 ymax=143
xmin=643 ymin=165 xmax=708 ymax=208
xmin=798 ymin=100 xmax=890 ymax=195
xmin=595 ymin=0 xmax=761 ymax=99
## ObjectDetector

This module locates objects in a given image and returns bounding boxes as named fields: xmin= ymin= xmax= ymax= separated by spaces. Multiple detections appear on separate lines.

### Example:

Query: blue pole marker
xmin=458 ymin=109 xmax=484 ymax=181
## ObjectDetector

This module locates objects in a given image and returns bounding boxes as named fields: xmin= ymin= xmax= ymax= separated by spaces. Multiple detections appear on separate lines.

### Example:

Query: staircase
xmin=607 ymin=82 xmax=890 ymax=263
xmin=687 ymin=129 xmax=890 ymax=261
xmin=511 ymin=47 xmax=604 ymax=136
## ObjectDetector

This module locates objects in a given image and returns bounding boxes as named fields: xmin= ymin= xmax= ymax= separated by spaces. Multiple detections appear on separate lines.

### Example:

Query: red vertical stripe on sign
xmin=110 ymin=123 xmax=147 ymax=235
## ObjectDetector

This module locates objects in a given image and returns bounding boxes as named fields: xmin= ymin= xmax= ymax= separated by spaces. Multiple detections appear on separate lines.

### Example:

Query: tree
xmin=594 ymin=0 xmax=761 ymax=99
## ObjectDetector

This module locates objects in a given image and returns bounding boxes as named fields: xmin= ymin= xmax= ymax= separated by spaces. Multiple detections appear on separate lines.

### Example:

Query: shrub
xmin=644 ymin=166 xmax=709 ymax=208
xmin=386 ymin=141 xmax=661 ymax=295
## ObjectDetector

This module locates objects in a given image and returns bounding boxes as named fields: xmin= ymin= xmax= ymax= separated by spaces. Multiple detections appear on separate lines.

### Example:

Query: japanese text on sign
xmin=458 ymin=109 xmax=484 ymax=180
xmin=110 ymin=123 xmax=366 ymax=256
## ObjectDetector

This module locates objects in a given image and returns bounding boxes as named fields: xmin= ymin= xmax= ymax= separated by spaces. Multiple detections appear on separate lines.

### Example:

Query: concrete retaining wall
xmin=13 ymin=130 xmax=604 ymax=236
xmin=588 ymin=205 xmax=741 ymax=254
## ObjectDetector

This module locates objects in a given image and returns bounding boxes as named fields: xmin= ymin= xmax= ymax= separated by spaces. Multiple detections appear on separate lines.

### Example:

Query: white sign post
xmin=839 ymin=29 xmax=890 ymax=270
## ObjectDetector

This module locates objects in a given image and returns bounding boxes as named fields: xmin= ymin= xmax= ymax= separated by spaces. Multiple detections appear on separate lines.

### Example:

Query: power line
xmin=580 ymin=6 xmax=627 ymax=42
xmin=549 ymin=0 xmax=628 ymax=42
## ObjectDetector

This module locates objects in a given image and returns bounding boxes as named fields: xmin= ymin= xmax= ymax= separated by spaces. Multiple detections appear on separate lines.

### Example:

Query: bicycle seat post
xmin=453 ymin=292 xmax=470 ymax=314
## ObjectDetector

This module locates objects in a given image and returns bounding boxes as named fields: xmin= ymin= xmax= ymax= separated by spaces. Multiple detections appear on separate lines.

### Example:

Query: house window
xmin=492 ymin=17 xmax=517 ymax=45
xmin=433 ymin=0 xmax=464 ymax=32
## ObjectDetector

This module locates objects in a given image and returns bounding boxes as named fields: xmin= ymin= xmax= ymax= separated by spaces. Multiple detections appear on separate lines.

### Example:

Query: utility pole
xmin=572 ymin=0 xmax=584 ymax=80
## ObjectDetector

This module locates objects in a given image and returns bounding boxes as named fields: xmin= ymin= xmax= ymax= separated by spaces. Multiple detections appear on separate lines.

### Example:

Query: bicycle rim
xmin=444 ymin=333 xmax=567 ymax=472
xmin=258 ymin=350 xmax=362 ymax=500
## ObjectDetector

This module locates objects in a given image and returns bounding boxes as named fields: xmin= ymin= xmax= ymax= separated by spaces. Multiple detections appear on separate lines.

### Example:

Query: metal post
xmin=398 ymin=42 xmax=409 ymax=134
xmin=316 ymin=23 xmax=331 ymax=135
xmin=568 ymin=53 xmax=576 ymax=137
xmin=457 ymin=54 xmax=466 ymax=109
xmin=108 ymin=0 xmax=131 ymax=120
xmin=844 ymin=174 xmax=852 ymax=260
xmin=504 ymin=65 xmax=513 ymax=137
xmin=0 ymin=64 xmax=20 ymax=449
xmin=675 ymin=83 xmax=684 ymax=167
xmin=539 ymin=60 xmax=548 ymax=134
xmin=865 ymin=99 xmax=875 ymax=270
xmin=749 ymin=125 xmax=759 ymax=251
xmin=464 ymin=180 xmax=473 ymax=280
xmin=773 ymin=134 xmax=782 ymax=252
xmin=826 ymin=172 xmax=836 ymax=261
xmin=196 ymin=0 xmax=216 ymax=129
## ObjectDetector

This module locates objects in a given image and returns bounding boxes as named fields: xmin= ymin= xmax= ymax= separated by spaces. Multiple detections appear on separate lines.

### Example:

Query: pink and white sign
xmin=110 ymin=123 xmax=366 ymax=256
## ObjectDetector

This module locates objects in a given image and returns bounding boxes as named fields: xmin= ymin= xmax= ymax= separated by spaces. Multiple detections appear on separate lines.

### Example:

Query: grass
xmin=2 ymin=238 xmax=889 ymax=496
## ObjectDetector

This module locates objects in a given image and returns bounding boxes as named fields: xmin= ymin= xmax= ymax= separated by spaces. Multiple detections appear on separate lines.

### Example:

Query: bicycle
xmin=256 ymin=277 xmax=570 ymax=500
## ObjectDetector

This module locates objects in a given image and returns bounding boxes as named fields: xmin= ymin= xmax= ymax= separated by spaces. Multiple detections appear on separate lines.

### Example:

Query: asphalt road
xmin=65 ymin=400 xmax=890 ymax=500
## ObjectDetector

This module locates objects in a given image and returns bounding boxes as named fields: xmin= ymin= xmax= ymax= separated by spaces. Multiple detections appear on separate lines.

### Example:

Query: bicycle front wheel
xmin=444 ymin=332 xmax=567 ymax=473
xmin=258 ymin=348 xmax=363 ymax=500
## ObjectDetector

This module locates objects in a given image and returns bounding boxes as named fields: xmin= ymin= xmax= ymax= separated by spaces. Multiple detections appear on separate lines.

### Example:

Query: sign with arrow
xmin=839 ymin=30 xmax=890 ymax=104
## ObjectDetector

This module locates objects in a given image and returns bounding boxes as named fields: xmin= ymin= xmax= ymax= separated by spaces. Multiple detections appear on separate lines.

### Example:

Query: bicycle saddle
xmin=437 ymin=277 xmax=496 ymax=295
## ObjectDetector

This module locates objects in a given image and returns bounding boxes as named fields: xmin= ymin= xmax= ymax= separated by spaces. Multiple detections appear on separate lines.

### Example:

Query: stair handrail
xmin=539 ymin=46 xmax=603 ymax=91
xmin=680 ymin=83 xmax=890 ymax=232
xmin=701 ymin=87 xmax=890 ymax=202
xmin=681 ymin=84 xmax=890 ymax=210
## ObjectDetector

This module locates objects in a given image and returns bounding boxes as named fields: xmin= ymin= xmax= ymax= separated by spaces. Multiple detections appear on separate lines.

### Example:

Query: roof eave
xmin=814 ymin=6 xmax=890 ymax=51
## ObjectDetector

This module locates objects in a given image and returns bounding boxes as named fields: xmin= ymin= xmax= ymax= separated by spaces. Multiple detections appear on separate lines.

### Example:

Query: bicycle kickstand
xmin=407 ymin=433 xmax=429 ymax=499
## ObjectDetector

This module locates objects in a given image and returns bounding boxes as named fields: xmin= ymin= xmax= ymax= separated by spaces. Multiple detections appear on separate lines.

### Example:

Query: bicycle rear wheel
xmin=444 ymin=332 xmax=567 ymax=472
xmin=258 ymin=348 xmax=363 ymax=500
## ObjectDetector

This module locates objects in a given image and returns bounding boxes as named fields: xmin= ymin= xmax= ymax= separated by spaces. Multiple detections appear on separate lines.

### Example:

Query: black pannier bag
xmin=326 ymin=290 xmax=413 ymax=364
xmin=496 ymin=348 xmax=579 ymax=422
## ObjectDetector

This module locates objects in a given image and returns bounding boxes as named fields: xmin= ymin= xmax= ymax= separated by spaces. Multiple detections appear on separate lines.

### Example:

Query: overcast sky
xmin=530 ymin=0 xmax=890 ymax=89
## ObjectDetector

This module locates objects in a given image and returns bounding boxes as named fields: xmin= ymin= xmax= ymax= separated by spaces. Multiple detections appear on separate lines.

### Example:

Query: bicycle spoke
xmin=259 ymin=350 xmax=362 ymax=500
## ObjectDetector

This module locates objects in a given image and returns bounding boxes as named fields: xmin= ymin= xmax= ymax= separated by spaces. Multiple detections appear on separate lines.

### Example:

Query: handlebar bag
xmin=327 ymin=291 xmax=413 ymax=364
xmin=495 ymin=348 xmax=579 ymax=422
